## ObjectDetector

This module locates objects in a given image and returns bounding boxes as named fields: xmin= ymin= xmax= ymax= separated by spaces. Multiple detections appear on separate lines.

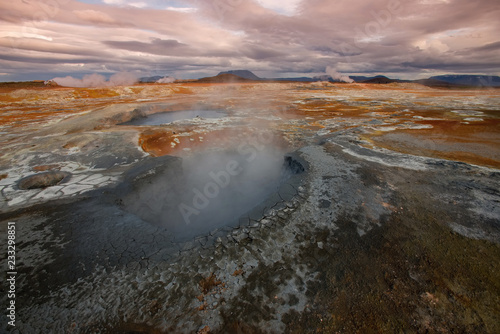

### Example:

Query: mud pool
xmin=116 ymin=149 xmax=304 ymax=241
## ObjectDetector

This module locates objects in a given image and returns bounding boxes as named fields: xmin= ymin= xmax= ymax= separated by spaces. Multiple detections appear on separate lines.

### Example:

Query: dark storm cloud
xmin=240 ymin=43 xmax=286 ymax=60
xmin=472 ymin=41 xmax=500 ymax=52
xmin=104 ymin=38 xmax=194 ymax=56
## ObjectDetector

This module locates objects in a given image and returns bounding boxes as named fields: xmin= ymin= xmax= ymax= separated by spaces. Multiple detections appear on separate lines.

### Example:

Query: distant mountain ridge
xmin=358 ymin=76 xmax=400 ymax=84
xmin=139 ymin=75 xmax=164 ymax=83
xmin=196 ymin=73 xmax=252 ymax=83
xmin=429 ymin=75 xmax=500 ymax=87
xmin=140 ymin=70 xmax=500 ymax=87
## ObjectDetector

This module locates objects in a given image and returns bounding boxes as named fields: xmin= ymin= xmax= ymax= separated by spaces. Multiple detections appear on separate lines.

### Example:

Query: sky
xmin=1 ymin=0 xmax=499 ymax=81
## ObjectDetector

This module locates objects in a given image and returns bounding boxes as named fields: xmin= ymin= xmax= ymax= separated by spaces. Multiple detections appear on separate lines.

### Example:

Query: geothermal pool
xmin=123 ymin=109 xmax=227 ymax=125
xmin=119 ymin=149 xmax=303 ymax=241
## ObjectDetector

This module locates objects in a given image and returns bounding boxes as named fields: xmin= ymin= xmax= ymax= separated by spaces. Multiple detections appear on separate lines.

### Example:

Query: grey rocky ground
xmin=1 ymin=83 xmax=499 ymax=333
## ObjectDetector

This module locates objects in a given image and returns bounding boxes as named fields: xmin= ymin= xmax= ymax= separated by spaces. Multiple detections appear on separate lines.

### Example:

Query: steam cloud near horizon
xmin=50 ymin=72 xmax=138 ymax=87
xmin=156 ymin=76 xmax=176 ymax=83
xmin=325 ymin=66 xmax=354 ymax=83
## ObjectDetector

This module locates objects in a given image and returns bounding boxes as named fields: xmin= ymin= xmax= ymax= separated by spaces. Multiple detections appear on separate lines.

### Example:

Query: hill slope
xmin=430 ymin=75 xmax=500 ymax=87
xmin=195 ymin=73 xmax=253 ymax=83
xmin=218 ymin=70 xmax=261 ymax=80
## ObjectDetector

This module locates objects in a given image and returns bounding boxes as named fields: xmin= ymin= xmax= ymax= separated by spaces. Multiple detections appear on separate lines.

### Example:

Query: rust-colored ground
xmin=367 ymin=115 xmax=500 ymax=168
xmin=1 ymin=81 xmax=498 ymax=168
xmin=139 ymin=126 xmax=290 ymax=157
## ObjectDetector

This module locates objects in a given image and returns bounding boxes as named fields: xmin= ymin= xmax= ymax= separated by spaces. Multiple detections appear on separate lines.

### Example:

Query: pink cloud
xmin=74 ymin=9 xmax=117 ymax=25
xmin=0 ymin=0 xmax=499 ymax=81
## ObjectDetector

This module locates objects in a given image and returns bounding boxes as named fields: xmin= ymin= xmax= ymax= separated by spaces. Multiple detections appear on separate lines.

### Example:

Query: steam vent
xmin=1 ymin=82 xmax=499 ymax=333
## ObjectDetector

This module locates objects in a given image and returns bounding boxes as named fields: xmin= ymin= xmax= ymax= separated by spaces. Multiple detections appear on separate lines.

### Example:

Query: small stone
xmin=216 ymin=259 xmax=226 ymax=270
xmin=277 ymin=211 xmax=287 ymax=219
xmin=234 ymin=233 xmax=248 ymax=242
xmin=197 ymin=325 xmax=210 ymax=334
xmin=317 ymin=242 xmax=324 ymax=249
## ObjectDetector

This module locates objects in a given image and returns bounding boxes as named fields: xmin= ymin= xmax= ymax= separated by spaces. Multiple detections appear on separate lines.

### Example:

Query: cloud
xmin=240 ymin=43 xmax=286 ymax=60
xmin=103 ymin=0 xmax=124 ymax=5
xmin=74 ymin=10 xmax=117 ymax=25
xmin=1 ymin=0 xmax=499 ymax=81
xmin=104 ymin=38 xmax=194 ymax=56
xmin=256 ymin=0 xmax=301 ymax=15
xmin=471 ymin=41 xmax=500 ymax=52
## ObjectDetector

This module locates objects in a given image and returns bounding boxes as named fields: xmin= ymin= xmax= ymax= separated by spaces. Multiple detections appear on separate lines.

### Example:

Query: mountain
xmin=195 ymin=73 xmax=253 ymax=83
xmin=361 ymin=76 xmax=399 ymax=84
xmin=218 ymin=70 xmax=261 ymax=80
xmin=429 ymin=75 xmax=500 ymax=87
xmin=349 ymin=76 xmax=371 ymax=82
xmin=413 ymin=78 xmax=467 ymax=88
xmin=312 ymin=75 xmax=332 ymax=81
xmin=140 ymin=72 xmax=500 ymax=87
xmin=139 ymin=76 xmax=164 ymax=83
xmin=349 ymin=75 xmax=402 ymax=83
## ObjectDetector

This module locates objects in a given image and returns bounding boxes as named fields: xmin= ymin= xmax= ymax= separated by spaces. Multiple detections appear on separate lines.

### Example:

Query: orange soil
xmin=139 ymin=127 xmax=289 ymax=157
xmin=2 ymin=82 xmax=499 ymax=168
xmin=368 ymin=118 xmax=500 ymax=168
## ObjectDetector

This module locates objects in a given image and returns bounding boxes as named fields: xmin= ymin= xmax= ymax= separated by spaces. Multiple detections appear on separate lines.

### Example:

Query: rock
xmin=197 ymin=325 xmax=210 ymax=334
xmin=234 ymin=232 xmax=249 ymax=242
xmin=277 ymin=211 xmax=287 ymax=219
xmin=18 ymin=171 xmax=71 ymax=190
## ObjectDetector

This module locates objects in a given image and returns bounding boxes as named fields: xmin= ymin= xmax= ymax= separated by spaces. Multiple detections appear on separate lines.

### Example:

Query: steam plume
xmin=50 ymin=72 xmax=138 ymax=87
xmin=325 ymin=66 xmax=354 ymax=83
xmin=156 ymin=76 xmax=176 ymax=83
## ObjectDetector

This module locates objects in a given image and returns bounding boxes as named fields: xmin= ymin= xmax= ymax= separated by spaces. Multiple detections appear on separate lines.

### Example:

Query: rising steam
xmin=156 ymin=76 xmax=176 ymax=83
xmin=49 ymin=72 xmax=138 ymax=87
xmin=121 ymin=132 xmax=289 ymax=241
xmin=325 ymin=66 xmax=353 ymax=83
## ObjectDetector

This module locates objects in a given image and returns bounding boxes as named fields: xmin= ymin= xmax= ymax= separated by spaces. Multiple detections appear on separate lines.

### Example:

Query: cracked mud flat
xmin=0 ymin=82 xmax=499 ymax=333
